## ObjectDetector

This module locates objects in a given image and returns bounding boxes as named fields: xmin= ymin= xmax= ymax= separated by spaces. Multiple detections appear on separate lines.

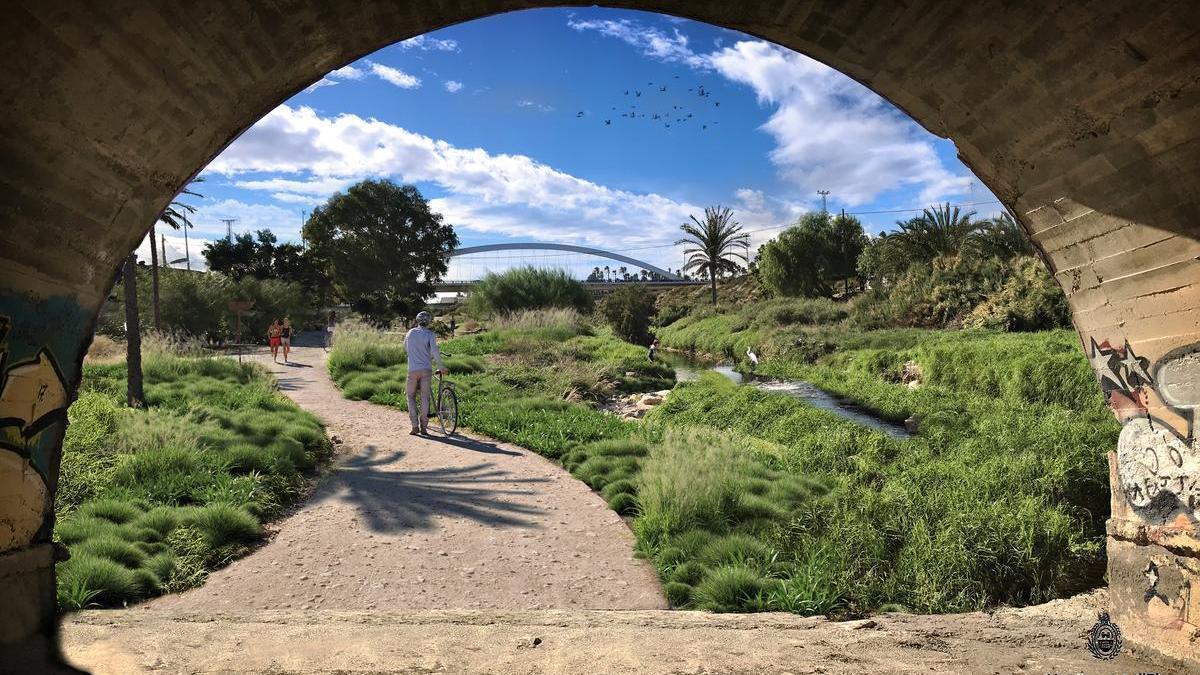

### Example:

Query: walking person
xmin=404 ymin=311 xmax=447 ymax=435
xmin=280 ymin=317 xmax=293 ymax=363
xmin=267 ymin=319 xmax=282 ymax=363
xmin=648 ymin=338 xmax=660 ymax=362
xmin=325 ymin=310 xmax=337 ymax=351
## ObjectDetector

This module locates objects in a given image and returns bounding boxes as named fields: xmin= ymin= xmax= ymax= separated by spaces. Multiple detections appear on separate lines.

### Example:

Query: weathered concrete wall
xmin=0 ymin=0 xmax=1197 ymax=666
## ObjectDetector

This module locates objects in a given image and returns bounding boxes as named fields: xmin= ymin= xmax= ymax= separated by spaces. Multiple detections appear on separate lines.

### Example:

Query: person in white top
xmin=404 ymin=311 xmax=447 ymax=435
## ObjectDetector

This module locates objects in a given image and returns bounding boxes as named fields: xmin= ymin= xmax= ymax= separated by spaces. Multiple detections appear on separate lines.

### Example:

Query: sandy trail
xmin=147 ymin=345 xmax=665 ymax=612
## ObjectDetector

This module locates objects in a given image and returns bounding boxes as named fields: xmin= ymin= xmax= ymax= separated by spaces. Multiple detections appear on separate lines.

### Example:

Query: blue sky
xmin=144 ymin=8 xmax=1002 ymax=276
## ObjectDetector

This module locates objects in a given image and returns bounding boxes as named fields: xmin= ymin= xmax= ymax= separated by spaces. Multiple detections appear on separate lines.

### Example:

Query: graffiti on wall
xmin=0 ymin=294 xmax=90 ymax=552
xmin=1094 ymin=337 xmax=1200 ymax=526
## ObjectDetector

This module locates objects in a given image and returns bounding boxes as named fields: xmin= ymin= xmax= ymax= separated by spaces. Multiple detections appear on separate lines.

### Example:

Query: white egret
xmin=746 ymin=346 xmax=758 ymax=368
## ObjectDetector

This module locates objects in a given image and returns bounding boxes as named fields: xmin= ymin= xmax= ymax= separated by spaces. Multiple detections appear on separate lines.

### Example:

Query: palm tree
xmin=676 ymin=206 xmax=749 ymax=304
xmin=967 ymin=211 xmax=1033 ymax=260
xmin=150 ymin=178 xmax=205 ymax=328
xmin=891 ymin=202 xmax=978 ymax=262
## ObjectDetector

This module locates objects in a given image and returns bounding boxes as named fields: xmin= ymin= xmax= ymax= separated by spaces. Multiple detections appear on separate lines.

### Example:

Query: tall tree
xmin=303 ymin=180 xmax=458 ymax=323
xmin=153 ymin=179 xmax=205 ymax=328
xmin=755 ymin=211 xmax=866 ymax=298
xmin=676 ymin=206 xmax=749 ymax=304
xmin=203 ymin=229 xmax=277 ymax=280
xmin=121 ymin=255 xmax=145 ymax=408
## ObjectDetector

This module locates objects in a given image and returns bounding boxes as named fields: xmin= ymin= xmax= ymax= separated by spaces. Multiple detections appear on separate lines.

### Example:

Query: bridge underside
xmin=1 ymin=0 xmax=1199 ymax=667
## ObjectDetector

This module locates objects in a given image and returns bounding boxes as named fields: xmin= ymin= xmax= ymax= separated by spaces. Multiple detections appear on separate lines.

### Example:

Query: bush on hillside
xmin=466 ymin=267 xmax=593 ymax=316
xmin=963 ymin=257 xmax=1071 ymax=331
xmin=850 ymin=255 xmax=1005 ymax=329
xmin=600 ymin=285 xmax=656 ymax=345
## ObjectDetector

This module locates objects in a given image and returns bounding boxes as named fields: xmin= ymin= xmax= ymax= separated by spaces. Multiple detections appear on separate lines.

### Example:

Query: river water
xmin=663 ymin=354 xmax=911 ymax=439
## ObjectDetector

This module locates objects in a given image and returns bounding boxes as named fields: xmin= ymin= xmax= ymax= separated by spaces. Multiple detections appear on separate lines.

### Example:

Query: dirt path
xmin=63 ymin=593 xmax=1181 ymax=674
xmin=147 ymin=345 xmax=665 ymax=612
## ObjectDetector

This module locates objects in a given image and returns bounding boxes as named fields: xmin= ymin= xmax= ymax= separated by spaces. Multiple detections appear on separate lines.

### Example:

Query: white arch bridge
xmin=437 ymin=243 xmax=703 ymax=293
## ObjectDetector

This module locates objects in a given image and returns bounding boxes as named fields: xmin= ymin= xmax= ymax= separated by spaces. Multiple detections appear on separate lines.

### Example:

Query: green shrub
xmin=607 ymin=492 xmax=639 ymax=515
xmin=56 ymin=553 xmax=141 ymax=607
xmin=600 ymin=285 xmax=656 ymax=345
xmin=665 ymin=562 xmax=704 ymax=587
xmin=636 ymin=428 xmax=763 ymax=545
xmin=74 ymin=535 xmax=148 ymax=569
xmin=692 ymin=565 xmax=767 ymax=612
xmin=850 ymin=255 xmax=1004 ymax=329
xmin=182 ymin=504 xmax=262 ymax=548
xmin=57 ymin=516 xmax=131 ymax=546
xmin=963 ymin=257 xmax=1071 ymax=331
xmin=78 ymin=499 xmax=144 ymax=525
xmin=466 ymin=267 xmax=593 ymax=316
xmin=698 ymin=534 xmax=774 ymax=572
xmin=663 ymin=581 xmax=693 ymax=607
xmin=600 ymin=479 xmax=637 ymax=500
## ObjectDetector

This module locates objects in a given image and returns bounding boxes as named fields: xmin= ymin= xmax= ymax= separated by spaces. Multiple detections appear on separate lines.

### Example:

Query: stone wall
xmin=0 ymin=0 xmax=1197 ymax=666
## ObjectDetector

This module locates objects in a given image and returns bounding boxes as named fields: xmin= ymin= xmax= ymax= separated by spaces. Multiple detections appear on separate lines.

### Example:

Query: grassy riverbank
xmin=330 ymin=309 xmax=1114 ymax=616
xmin=55 ymin=341 xmax=331 ymax=610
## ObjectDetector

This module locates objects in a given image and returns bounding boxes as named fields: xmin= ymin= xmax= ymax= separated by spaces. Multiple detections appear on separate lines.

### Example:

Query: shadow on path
xmin=274 ymin=376 xmax=305 ymax=391
xmin=432 ymin=434 xmax=523 ymax=457
xmin=316 ymin=444 xmax=549 ymax=533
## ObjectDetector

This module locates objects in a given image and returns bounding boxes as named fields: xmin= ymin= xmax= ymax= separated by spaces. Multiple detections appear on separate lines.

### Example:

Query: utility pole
xmin=220 ymin=218 xmax=237 ymax=240
xmin=817 ymin=190 xmax=830 ymax=215
xmin=301 ymin=210 xmax=307 ymax=250
xmin=182 ymin=211 xmax=191 ymax=271
xmin=161 ymin=233 xmax=167 ymax=268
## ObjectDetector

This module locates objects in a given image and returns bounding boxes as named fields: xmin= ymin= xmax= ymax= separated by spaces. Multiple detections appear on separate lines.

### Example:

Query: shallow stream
xmin=662 ymin=353 xmax=911 ymax=439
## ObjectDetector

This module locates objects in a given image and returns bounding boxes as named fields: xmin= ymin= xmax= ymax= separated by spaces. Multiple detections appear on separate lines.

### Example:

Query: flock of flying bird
xmin=575 ymin=76 xmax=723 ymax=130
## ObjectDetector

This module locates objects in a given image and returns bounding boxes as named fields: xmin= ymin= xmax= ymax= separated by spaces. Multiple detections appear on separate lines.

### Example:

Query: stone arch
xmin=1 ymin=1 xmax=1198 ymax=664
xmin=451 ymin=244 xmax=682 ymax=280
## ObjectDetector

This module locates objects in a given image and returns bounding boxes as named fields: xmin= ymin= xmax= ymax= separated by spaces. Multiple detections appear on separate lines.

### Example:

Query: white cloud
xmin=368 ymin=62 xmax=421 ymax=89
xmin=135 ymin=233 xmax=211 ymax=272
xmin=567 ymin=18 xmax=710 ymax=69
xmin=303 ymin=78 xmax=338 ymax=93
xmin=202 ymin=104 xmax=811 ymax=269
xmin=303 ymin=65 xmax=370 ymax=94
xmin=570 ymin=19 xmax=981 ymax=207
xmin=399 ymin=35 xmax=459 ymax=52
xmin=516 ymin=99 xmax=555 ymax=112
xmin=331 ymin=65 xmax=366 ymax=80
xmin=444 ymin=80 xmax=463 ymax=93
xmin=735 ymin=188 xmax=766 ymax=212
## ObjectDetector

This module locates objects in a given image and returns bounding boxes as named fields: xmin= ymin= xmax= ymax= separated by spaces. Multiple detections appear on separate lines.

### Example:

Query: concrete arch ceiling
xmin=451 ymin=244 xmax=682 ymax=280
xmin=1 ymin=0 xmax=1200 ymax=663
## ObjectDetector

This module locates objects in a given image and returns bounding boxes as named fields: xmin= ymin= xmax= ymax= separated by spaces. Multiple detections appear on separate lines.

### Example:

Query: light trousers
xmin=406 ymin=369 xmax=433 ymax=429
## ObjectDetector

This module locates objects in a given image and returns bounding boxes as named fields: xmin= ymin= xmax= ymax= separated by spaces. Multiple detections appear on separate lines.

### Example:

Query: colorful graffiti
xmin=1095 ymin=337 xmax=1200 ymax=526
xmin=0 ymin=294 xmax=90 ymax=552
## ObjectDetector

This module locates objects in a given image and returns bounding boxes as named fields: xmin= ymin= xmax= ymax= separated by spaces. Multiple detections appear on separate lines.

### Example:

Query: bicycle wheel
xmin=436 ymin=386 xmax=458 ymax=436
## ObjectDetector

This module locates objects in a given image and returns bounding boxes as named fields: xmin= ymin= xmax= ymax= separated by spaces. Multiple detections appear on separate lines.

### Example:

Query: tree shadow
xmin=282 ymin=361 xmax=312 ymax=368
xmin=312 ymin=444 xmax=548 ymax=533
xmin=431 ymin=434 xmax=523 ymax=457
xmin=274 ymin=376 xmax=305 ymax=391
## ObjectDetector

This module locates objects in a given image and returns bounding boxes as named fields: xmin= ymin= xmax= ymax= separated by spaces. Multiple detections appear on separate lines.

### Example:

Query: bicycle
xmin=431 ymin=356 xmax=459 ymax=436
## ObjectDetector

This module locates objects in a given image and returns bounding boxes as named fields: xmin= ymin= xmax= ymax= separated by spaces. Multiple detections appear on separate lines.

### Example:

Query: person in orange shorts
xmin=267 ymin=318 xmax=282 ymax=362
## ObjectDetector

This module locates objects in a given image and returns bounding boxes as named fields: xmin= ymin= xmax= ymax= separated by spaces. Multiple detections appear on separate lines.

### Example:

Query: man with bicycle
xmin=404 ymin=311 xmax=448 ymax=435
